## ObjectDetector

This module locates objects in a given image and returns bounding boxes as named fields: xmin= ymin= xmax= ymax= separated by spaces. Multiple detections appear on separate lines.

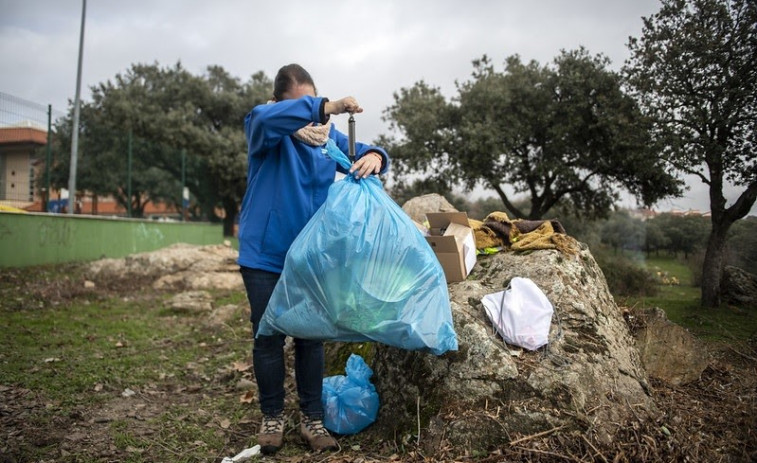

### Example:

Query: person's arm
xmin=244 ymin=96 xmax=327 ymax=156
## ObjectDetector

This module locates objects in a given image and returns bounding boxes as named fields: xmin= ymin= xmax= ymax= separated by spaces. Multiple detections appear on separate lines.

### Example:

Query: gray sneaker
xmin=300 ymin=414 xmax=338 ymax=452
xmin=257 ymin=413 xmax=285 ymax=455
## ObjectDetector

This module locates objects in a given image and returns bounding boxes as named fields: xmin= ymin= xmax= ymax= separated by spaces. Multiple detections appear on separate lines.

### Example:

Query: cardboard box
xmin=423 ymin=212 xmax=477 ymax=283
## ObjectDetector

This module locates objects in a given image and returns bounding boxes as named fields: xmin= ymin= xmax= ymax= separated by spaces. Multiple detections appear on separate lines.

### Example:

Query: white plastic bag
xmin=481 ymin=277 xmax=553 ymax=350
xmin=221 ymin=445 xmax=260 ymax=462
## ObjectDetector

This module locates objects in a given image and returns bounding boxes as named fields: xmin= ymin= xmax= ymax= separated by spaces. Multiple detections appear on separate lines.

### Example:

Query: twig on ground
xmin=513 ymin=445 xmax=582 ymax=462
xmin=581 ymin=434 xmax=608 ymax=463
xmin=729 ymin=346 xmax=757 ymax=363
xmin=508 ymin=425 xmax=566 ymax=446
xmin=416 ymin=395 xmax=421 ymax=446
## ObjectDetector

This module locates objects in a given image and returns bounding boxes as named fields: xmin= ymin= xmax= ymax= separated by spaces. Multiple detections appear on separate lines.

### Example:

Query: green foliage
xmin=646 ymin=213 xmax=710 ymax=258
xmin=725 ymin=216 xmax=757 ymax=275
xmin=465 ymin=196 xmax=524 ymax=221
xmin=385 ymin=177 xmax=454 ymax=207
xmin=593 ymin=248 xmax=660 ymax=297
xmin=46 ymin=63 xmax=273 ymax=234
xmin=381 ymin=48 xmax=681 ymax=220
xmin=592 ymin=210 xmax=711 ymax=260
xmin=643 ymin=219 xmax=670 ymax=256
xmin=599 ymin=210 xmax=646 ymax=253
xmin=624 ymin=0 xmax=757 ymax=306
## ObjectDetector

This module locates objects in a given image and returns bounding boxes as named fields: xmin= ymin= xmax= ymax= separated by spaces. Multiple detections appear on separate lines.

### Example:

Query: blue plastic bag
xmin=257 ymin=140 xmax=458 ymax=355
xmin=322 ymin=354 xmax=379 ymax=435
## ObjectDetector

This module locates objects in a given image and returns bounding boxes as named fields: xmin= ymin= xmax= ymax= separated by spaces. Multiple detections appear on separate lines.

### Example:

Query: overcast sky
xmin=1 ymin=0 xmax=751 ymax=214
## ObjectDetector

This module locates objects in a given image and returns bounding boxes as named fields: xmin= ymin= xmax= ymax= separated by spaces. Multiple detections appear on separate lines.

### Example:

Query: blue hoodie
xmin=238 ymin=95 xmax=390 ymax=273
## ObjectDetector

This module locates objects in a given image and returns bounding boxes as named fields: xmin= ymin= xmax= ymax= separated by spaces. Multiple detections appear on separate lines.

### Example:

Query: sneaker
xmin=300 ymin=413 xmax=338 ymax=452
xmin=257 ymin=413 xmax=285 ymax=455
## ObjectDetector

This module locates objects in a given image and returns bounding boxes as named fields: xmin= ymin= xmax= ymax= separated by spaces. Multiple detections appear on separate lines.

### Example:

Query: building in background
xmin=0 ymin=121 xmax=180 ymax=219
xmin=0 ymin=121 xmax=48 ymax=210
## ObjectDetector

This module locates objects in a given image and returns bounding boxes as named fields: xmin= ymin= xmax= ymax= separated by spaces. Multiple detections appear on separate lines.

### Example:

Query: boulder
xmin=85 ymin=243 xmax=243 ymax=291
xmin=369 ymin=244 xmax=657 ymax=451
xmin=632 ymin=307 xmax=709 ymax=386
xmin=721 ymin=265 xmax=757 ymax=307
xmin=167 ymin=290 xmax=213 ymax=312
xmin=401 ymin=193 xmax=458 ymax=223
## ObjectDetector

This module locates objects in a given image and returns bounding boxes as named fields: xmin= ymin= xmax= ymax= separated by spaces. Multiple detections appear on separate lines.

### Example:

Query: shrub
xmin=594 ymin=251 xmax=659 ymax=297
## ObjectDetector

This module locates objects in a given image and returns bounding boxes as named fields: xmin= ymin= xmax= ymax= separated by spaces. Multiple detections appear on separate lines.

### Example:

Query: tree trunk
xmin=222 ymin=199 xmax=237 ymax=237
xmin=700 ymin=222 xmax=729 ymax=308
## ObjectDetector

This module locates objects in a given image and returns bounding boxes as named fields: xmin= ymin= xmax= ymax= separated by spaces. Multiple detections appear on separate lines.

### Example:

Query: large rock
xmin=166 ymin=290 xmax=214 ymax=312
xmin=369 ymin=244 xmax=656 ymax=450
xmin=85 ymin=243 xmax=243 ymax=291
xmin=401 ymin=193 xmax=458 ymax=223
xmin=721 ymin=265 xmax=757 ymax=307
xmin=632 ymin=307 xmax=709 ymax=386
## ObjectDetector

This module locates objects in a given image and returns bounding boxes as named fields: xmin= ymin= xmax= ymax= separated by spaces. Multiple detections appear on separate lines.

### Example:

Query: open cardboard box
xmin=421 ymin=212 xmax=477 ymax=283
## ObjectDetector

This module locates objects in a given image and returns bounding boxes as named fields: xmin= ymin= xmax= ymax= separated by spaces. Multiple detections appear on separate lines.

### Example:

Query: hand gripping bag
xmin=322 ymin=354 xmax=379 ymax=435
xmin=481 ymin=277 xmax=553 ymax=351
xmin=257 ymin=140 xmax=458 ymax=355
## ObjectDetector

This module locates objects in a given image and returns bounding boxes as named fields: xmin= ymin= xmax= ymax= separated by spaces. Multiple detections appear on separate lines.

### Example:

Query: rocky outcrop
xmin=85 ymin=243 xmax=243 ymax=291
xmin=401 ymin=194 xmax=458 ymax=223
xmin=632 ymin=307 xmax=709 ymax=385
xmin=721 ymin=265 xmax=757 ymax=307
xmin=370 ymin=241 xmax=657 ymax=450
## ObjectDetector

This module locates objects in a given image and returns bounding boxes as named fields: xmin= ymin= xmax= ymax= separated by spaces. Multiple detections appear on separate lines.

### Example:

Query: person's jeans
xmin=240 ymin=266 xmax=325 ymax=419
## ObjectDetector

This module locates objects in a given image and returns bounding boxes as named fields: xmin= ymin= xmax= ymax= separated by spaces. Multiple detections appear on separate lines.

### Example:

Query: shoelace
xmin=303 ymin=418 xmax=329 ymax=437
xmin=262 ymin=416 xmax=284 ymax=434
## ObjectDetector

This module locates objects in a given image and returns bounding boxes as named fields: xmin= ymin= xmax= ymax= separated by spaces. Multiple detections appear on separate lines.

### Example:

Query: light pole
xmin=67 ymin=0 xmax=86 ymax=214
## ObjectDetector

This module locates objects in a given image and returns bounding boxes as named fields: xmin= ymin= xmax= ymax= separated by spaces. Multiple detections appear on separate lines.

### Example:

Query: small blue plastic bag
xmin=257 ymin=140 xmax=458 ymax=355
xmin=322 ymin=354 xmax=379 ymax=435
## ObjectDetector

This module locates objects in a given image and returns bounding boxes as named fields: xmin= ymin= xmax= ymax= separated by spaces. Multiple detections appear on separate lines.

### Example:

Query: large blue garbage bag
xmin=322 ymin=354 xmax=379 ymax=435
xmin=257 ymin=140 xmax=457 ymax=355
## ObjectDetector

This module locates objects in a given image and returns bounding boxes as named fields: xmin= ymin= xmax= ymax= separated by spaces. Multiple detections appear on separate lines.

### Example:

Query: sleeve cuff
xmin=319 ymin=98 xmax=330 ymax=124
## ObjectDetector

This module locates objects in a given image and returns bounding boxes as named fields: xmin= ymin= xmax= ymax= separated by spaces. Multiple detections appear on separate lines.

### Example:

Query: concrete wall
xmin=0 ymin=211 xmax=223 ymax=268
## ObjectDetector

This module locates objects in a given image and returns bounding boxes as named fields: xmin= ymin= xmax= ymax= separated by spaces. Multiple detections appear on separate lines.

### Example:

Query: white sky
xmin=1 ymin=0 xmax=752 ymax=214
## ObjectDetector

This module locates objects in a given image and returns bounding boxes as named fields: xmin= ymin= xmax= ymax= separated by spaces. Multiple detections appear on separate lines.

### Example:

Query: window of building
xmin=29 ymin=165 xmax=35 ymax=201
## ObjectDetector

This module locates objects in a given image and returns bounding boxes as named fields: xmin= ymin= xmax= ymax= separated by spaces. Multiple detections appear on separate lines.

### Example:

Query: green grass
xmin=1 ymin=297 xmax=235 ymax=403
xmin=620 ymin=255 xmax=757 ymax=341
xmin=642 ymin=255 xmax=694 ymax=285
xmin=0 ymin=269 xmax=254 ymax=462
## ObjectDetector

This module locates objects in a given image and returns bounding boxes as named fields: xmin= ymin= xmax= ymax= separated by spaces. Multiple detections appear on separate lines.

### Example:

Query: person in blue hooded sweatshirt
xmin=238 ymin=63 xmax=389 ymax=455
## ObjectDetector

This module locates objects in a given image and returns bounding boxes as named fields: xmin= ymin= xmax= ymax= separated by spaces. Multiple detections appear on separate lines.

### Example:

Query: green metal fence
xmin=0 ymin=211 xmax=223 ymax=268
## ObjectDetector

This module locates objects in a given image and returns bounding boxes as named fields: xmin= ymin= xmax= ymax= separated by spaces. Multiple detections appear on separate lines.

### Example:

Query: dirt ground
xmin=1 ymin=266 xmax=756 ymax=462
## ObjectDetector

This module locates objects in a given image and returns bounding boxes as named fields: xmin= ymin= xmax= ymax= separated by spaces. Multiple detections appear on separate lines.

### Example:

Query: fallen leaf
xmin=240 ymin=390 xmax=255 ymax=404
xmin=232 ymin=361 xmax=251 ymax=372
xmin=220 ymin=418 xmax=231 ymax=429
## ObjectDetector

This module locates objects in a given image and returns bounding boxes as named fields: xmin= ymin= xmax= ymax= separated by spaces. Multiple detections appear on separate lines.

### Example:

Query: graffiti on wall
xmin=134 ymin=222 xmax=166 ymax=251
xmin=38 ymin=219 xmax=73 ymax=247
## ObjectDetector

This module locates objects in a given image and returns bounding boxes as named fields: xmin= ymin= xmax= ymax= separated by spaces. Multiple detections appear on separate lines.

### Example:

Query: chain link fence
xmin=0 ymin=91 xmax=66 ymax=204
xmin=0 ymin=92 xmax=192 ymax=219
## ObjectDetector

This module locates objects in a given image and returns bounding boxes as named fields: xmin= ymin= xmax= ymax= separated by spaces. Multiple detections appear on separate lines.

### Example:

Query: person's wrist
xmin=367 ymin=152 xmax=382 ymax=163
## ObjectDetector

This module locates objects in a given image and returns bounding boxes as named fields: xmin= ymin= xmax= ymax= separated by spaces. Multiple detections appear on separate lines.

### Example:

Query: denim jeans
xmin=240 ymin=266 xmax=325 ymax=419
